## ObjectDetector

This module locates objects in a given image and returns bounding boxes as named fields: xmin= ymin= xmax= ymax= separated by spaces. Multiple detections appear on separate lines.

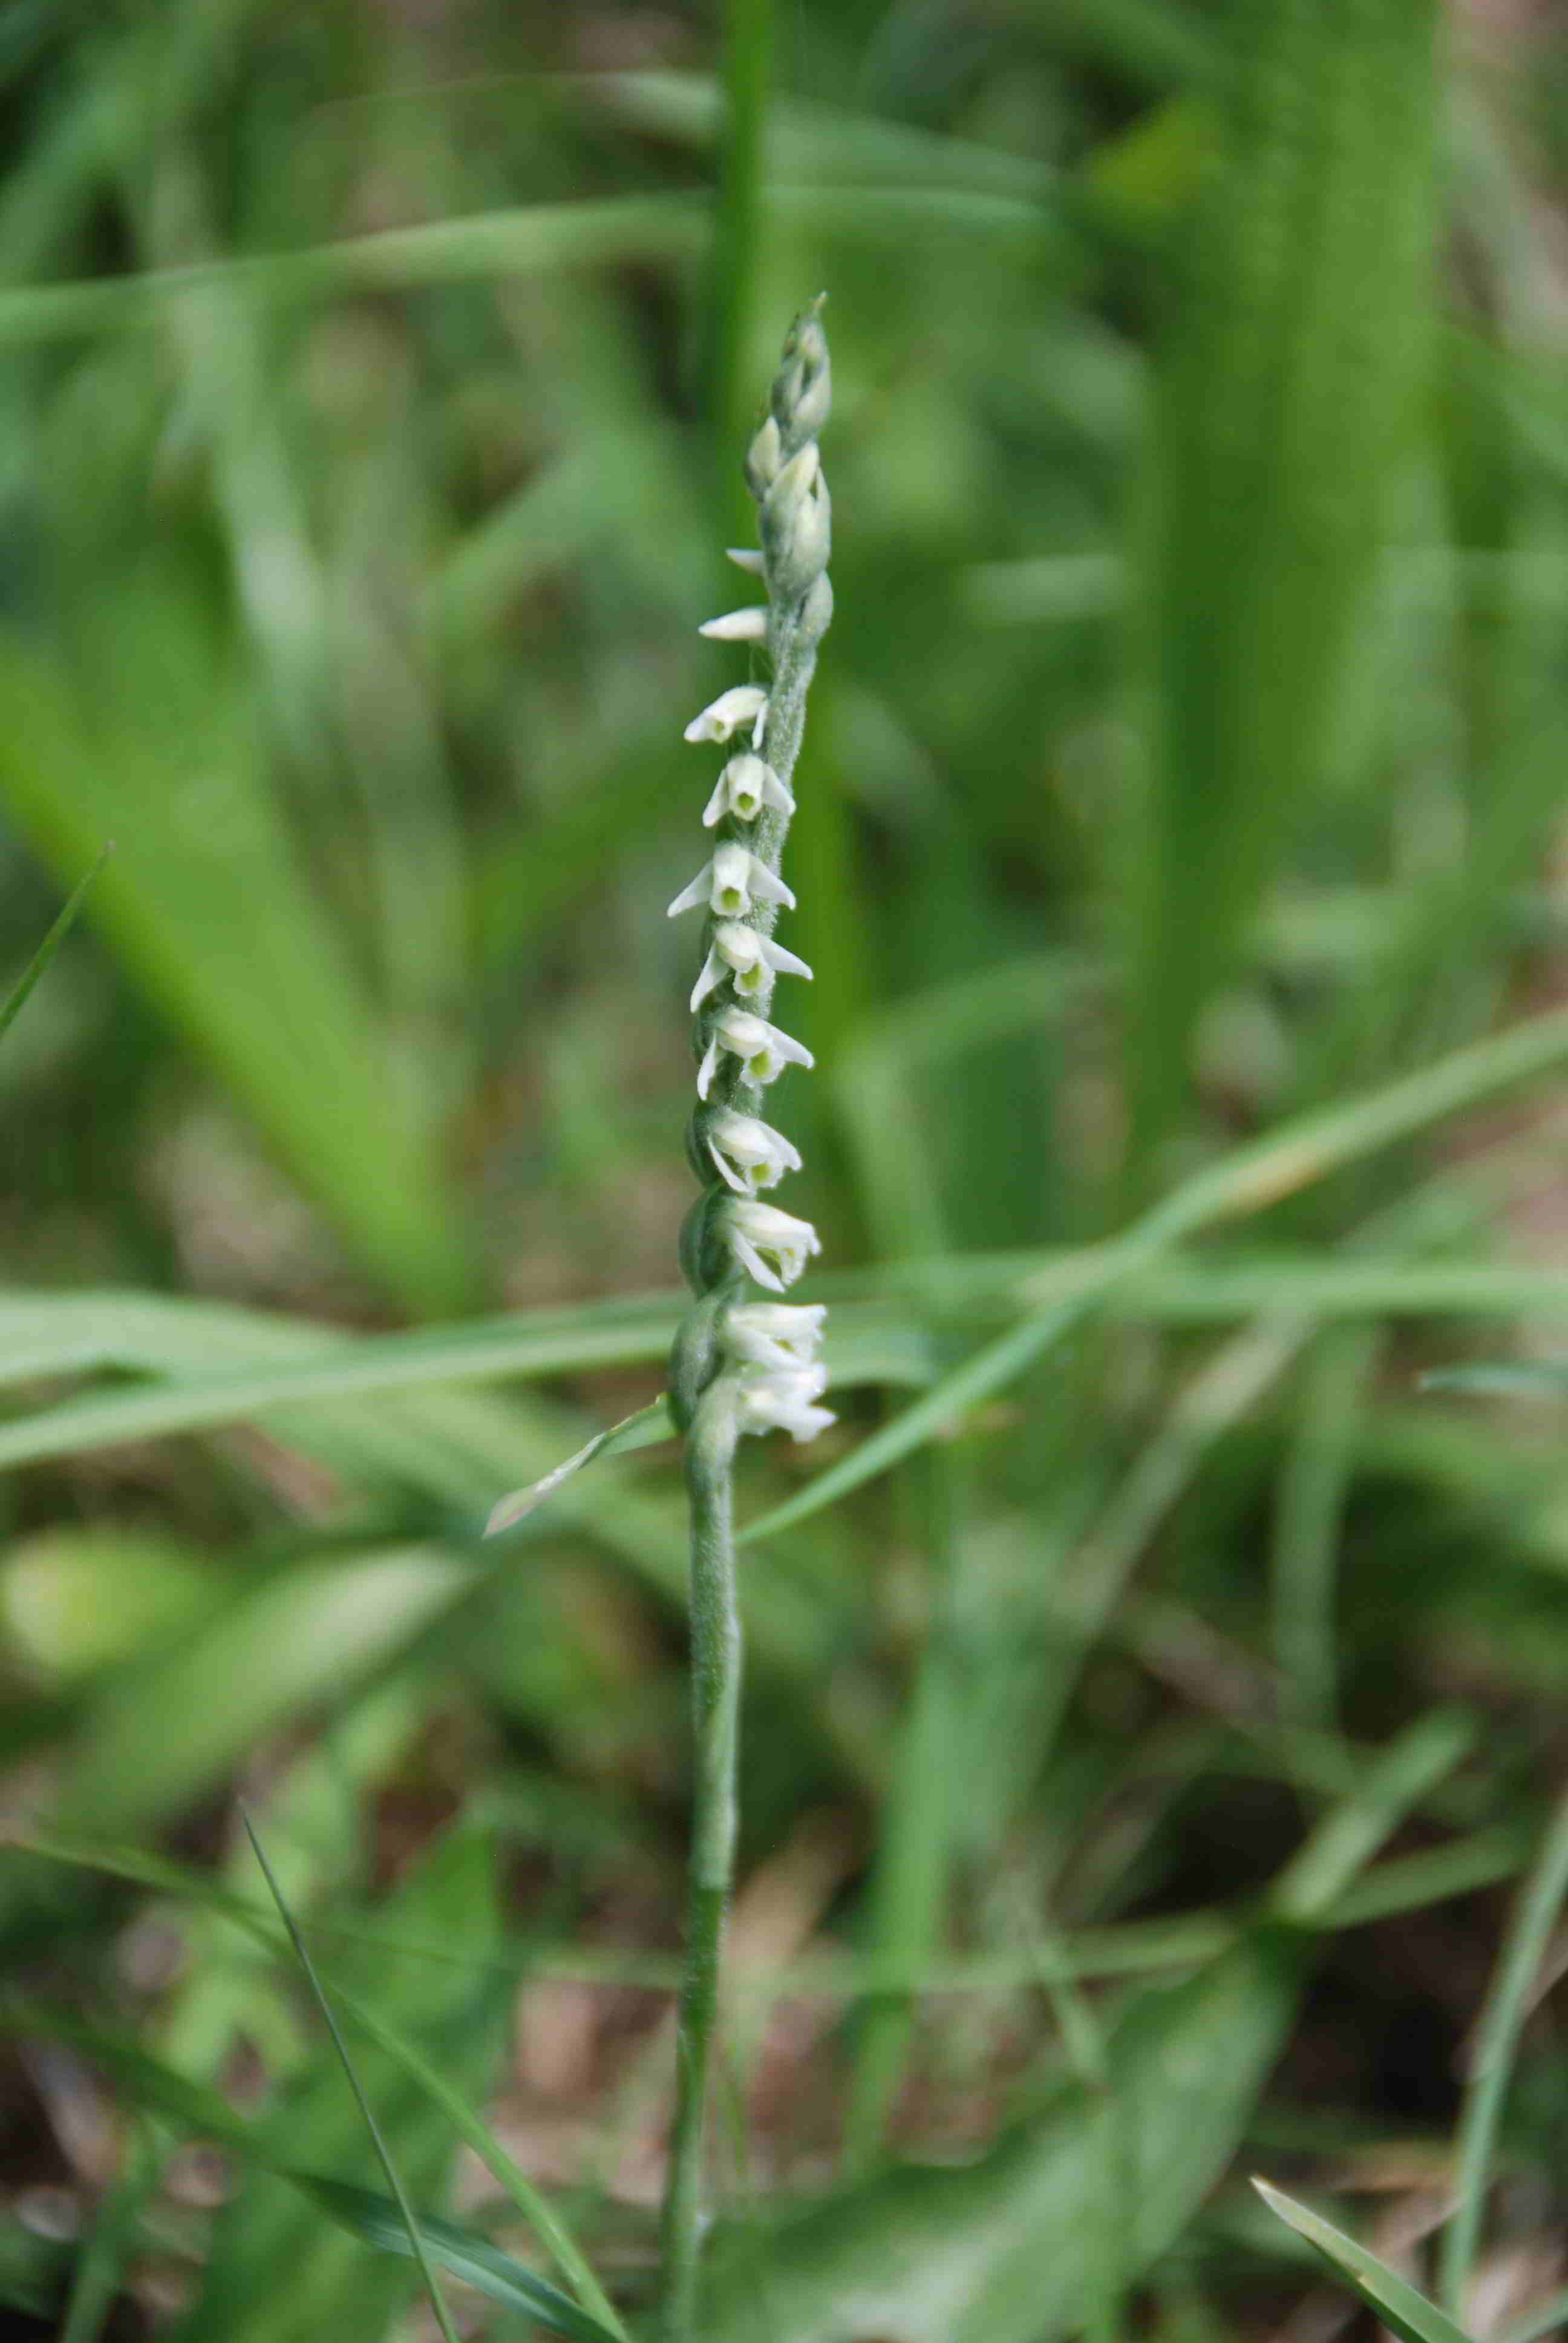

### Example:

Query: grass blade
xmin=1439 ymin=1787 xmax=1568 ymax=2312
xmin=1254 ymin=2180 xmax=1477 ymax=2343
xmin=748 ymin=995 xmax=1568 ymax=1539
xmin=241 ymin=1810 xmax=463 ymax=2343
xmin=0 ymin=844 xmax=108 ymax=1047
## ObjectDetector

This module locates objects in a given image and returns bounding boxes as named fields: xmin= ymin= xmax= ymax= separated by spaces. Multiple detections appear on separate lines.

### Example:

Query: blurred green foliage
xmin=9 ymin=0 xmax=1568 ymax=2338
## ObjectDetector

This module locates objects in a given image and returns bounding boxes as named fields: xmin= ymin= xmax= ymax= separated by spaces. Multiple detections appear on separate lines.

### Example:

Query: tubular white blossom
xmin=706 ymin=1107 xmax=802 ymax=1194
xmin=667 ymin=843 xmax=797 ymax=922
xmin=701 ymin=755 xmax=795 ymax=829
xmin=722 ymin=1302 xmax=826 ymax=1372
xmin=698 ymin=608 xmax=769 ymax=643
xmin=684 ymin=684 xmax=769 ymax=745
xmin=723 ymin=1199 xmax=821 ymax=1292
xmin=689 ymin=922 xmax=813 ymax=1009
xmin=735 ymin=1363 xmax=835 ymax=1443
xmin=726 ymin=546 xmax=766 ymax=575
xmin=697 ymin=1006 xmax=812 ymax=1096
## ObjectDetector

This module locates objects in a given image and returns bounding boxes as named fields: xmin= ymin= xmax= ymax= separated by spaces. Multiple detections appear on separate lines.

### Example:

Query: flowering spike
xmin=670 ymin=304 xmax=832 ymax=1457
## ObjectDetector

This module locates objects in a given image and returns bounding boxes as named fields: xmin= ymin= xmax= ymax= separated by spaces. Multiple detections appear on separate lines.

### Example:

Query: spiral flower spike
xmin=658 ymin=301 xmax=834 ymax=2343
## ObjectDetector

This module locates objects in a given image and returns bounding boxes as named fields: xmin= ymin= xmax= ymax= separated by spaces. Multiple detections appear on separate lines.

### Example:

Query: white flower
xmin=726 ymin=546 xmax=765 ymax=575
xmin=701 ymin=755 xmax=794 ymax=828
xmin=698 ymin=608 xmax=769 ymax=644
xmin=684 ymin=685 xmax=768 ymax=746
xmin=736 ymin=1363 xmax=835 ymax=1443
xmin=697 ymin=1006 xmax=813 ymax=1098
xmin=689 ymin=922 xmax=812 ymax=1010
xmin=706 ymin=1107 xmax=802 ymax=1194
xmin=722 ymin=1302 xmax=826 ymax=1372
xmin=667 ymin=844 xmax=796 ymax=922
xmin=724 ymin=1199 xmax=821 ymax=1292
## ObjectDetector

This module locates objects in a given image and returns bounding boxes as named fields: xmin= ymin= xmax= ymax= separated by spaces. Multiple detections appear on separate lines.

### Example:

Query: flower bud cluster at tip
xmin=668 ymin=302 xmax=834 ymax=1444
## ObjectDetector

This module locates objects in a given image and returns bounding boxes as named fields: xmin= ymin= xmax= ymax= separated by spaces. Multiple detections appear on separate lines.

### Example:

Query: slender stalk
xmin=661 ymin=1388 xmax=743 ymax=2339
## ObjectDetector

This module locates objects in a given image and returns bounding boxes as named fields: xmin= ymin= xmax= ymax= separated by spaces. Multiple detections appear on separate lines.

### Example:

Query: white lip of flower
xmin=684 ymin=685 xmax=768 ymax=746
xmin=667 ymin=843 xmax=796 ymax=922
xmin=689 ymin=922 xmax=813 ymax=1010
xmin=736 ymin=1363 xmax=835 ymax=1443
xmin=725 ymin=1199 xmax=821 ymax=1292
xmin=722 ymin=1302 xmax=826 ymax=1371
xmin=706 ymin=1107 xmax=802 ymax=1194
xmin=726 ymin=546 xmax=765 ymax=575
xmin=698 ymin=608 xmax=769 ymax=644
xmin=701 ymin=755 xmax=794 ymax=828
xmin=697 ymin=1006 xmax=813 ymax=1099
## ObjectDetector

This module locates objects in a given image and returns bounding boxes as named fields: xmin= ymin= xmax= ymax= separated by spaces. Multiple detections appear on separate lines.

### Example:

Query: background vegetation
xmin=7 ymin=1 xmax=1568 ymax=2338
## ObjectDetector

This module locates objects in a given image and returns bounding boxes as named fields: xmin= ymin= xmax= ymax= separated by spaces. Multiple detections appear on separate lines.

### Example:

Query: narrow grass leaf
xmin=1440 ymin=1788 xmax=1568 ymax=2312
xmin=1253 ymin=2181 xmax=1478 ymax=2343
xmin=1420 ymin=1362 xmax=1568 ymax=1399
xmin=242 ymin=1810 xmax=462 ymax=2343
xmin=0 ymin=2005 xmax=621 ymax=2343
xmin=292 ymin=2178 xmax=622 ymax=2343
xmin=0 ymin=843 xmax=108 ymax=1047
xmin=485 ymin=1399 xmax=673 ymax=1537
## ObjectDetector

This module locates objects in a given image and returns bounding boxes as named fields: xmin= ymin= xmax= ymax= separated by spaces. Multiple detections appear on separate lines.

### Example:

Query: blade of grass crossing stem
xmin=745 ymin=995 xmax=1568 ymax=1541
xmin=1254 ymin=2182 xmax=1478 ymax=2343
xmin=240 ymin=1809 xmax=462 ymax=2343
xmin=1440 ymin=1787 xmax=1568 ymax=2314
xmin=0 ymin=844 xmax=108 ymax=1046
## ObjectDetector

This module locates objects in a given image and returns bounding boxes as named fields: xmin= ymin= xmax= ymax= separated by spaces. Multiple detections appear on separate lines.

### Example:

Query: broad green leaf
xmin=702 ymin=1930 xmax=1304 ymax=2343
xmin=0 ymin=628 xmax=471 ymax=1316
xmin=0 ymin=1527 xmax=217 ymax=1682
xmin=57 ymin=1546 xmax=473 ymax=1835
xmin=1253 ymin=2182 xmax=1477 ymax=2343
xmin=1127 ymin=0 xmax=1439 ymax=1167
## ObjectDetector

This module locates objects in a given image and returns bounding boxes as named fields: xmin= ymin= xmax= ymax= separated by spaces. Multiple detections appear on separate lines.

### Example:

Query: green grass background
xmin=7 ymin=0 xmax=1568 ymax=2336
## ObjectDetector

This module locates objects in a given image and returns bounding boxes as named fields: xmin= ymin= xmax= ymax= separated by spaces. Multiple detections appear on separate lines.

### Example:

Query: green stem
xmin=661 ymin=1384 xmax=743 ymax=2342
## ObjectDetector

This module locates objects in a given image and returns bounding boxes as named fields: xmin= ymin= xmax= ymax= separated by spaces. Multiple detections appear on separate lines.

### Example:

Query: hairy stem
xmin=661 ymin=1384 xmax=742 ymax=2342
